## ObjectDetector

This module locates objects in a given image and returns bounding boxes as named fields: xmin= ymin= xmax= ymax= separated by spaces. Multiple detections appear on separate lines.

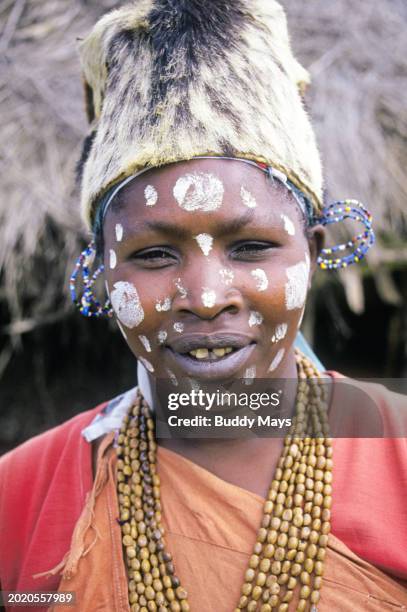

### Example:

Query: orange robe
xmin=50 ymin=432 xmax=407 ymax=611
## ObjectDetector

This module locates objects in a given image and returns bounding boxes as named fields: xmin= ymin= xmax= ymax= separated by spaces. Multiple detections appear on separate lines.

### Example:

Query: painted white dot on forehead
xmin=268 ymin=348 xmax=285 ymax=372
xmin=285 ymin=254 xmax=310 ymax=310
xmin=201 ymin=288 xmax=216 ymax=308
xmin=194 ymin=233 xmax=213 ymax=256
xmin=145 ymin=185 xmax=158 ymax=206
xmin=110 ymin=281 xmax=144 ymax=329
xmin=281 ymin=214 xmax=295 ymax=236
xmin=138 ymin=335 xmax=151 ymax=352
xmin=173 ymin=172 xmax=224 ymax=212
xmin=249 ymin=311 xmax=263 ymax=327
xmin=155 ymin=297 xmax=172 ymax=312
xmin=174 ymin=278 xmax=188 ymax=298
xmin=109 ymin=249 xmax=117 ymax=269
xmin=139 ymin=356 xmax=154 ymax=373
xmin=251 ymin=268 xmax=269 ymax=291
xmin=115 ymin=223 xmax=123 ymax=242
xmin=240 ymin=186 xmax=257 ymax=209
xmin=219 ymin=268 xmax=234 ymax=285
xmin=271 ymin=323 xmax=288 ymax=343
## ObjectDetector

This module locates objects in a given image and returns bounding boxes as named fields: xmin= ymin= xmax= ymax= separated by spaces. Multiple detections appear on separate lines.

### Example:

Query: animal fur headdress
xmin=78 ymin=0 xmax=323 ymax=229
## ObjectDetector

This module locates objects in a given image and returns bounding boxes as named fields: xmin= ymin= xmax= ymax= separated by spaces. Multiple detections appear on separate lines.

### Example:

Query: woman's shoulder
xmin=327 ymin=371 xmax=407 ymax=437
xmin=0 ymin=401 xmax=106 ymax=475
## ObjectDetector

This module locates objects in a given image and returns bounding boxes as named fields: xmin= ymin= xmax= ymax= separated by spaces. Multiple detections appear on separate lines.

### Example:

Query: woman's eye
xmin=130 ymin=248 xmax=178 ymax=267
xmin=231 ymin=241 xmax=276 ymax=260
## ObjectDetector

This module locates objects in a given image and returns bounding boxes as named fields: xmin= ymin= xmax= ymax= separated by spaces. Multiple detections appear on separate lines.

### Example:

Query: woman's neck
xmin=156 ymin=350 xmax=298 ymax=498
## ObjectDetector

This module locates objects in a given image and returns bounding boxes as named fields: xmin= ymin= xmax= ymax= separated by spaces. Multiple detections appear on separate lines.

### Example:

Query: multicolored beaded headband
xmin=70 ymin=158 xmax=375 ymax=317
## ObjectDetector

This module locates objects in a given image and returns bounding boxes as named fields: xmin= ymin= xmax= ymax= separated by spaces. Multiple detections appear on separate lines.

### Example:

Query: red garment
xmin=0 ymin=377 xmax=406 ymax=609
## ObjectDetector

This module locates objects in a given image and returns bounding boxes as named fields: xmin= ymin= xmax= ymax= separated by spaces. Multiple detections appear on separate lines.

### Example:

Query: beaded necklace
xmin=116 ymin=351 xmax=332 ymax=612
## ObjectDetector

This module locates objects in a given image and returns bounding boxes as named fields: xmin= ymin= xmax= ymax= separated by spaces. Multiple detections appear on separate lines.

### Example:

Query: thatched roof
xmin=1 ymin=0 xmax=406 ymax=350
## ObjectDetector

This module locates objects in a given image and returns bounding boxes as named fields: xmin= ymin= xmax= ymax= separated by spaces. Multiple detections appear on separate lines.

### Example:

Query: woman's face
xmin=103 ymin=158 xmax=323 ymax=383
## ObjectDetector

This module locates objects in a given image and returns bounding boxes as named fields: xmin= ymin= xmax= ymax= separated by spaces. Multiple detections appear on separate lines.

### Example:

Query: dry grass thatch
xmin=0 ymin=0 xmax=406 ymax=351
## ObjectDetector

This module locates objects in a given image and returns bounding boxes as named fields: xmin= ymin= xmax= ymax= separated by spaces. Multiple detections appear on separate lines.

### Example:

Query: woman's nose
xmin=172 ymin=259 xmax=243 ymax=320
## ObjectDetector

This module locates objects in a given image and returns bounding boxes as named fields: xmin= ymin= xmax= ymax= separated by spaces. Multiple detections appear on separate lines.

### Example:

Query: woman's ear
xmin=306 ymin=224 xmax=326 ymax=282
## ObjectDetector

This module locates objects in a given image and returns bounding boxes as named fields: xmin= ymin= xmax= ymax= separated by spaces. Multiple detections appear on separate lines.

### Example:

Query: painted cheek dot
xmin=109 ymin=249 xmax=117 ymax=269
xmin=194 ymin=233 xmax=213 ymax=256
xmin=249 ymin=311 xmax=263 ymax=327
xmin=285 ymin=254 xmax=310 ymax=310
xmin=145 ymin=185 xmax=158 ymax=206
xmin=138 ymin=335 xmax=151 ymax=352
xmin=173 ymin=172 xmax=224 ymax=212
xmin=157 ymin=330 xmax=168 ymax=344
xmin=240 ymin=186 xmax=257 ymax=208
xmin=174 ymin=278 xmax=188 ymax=298
xmin=110 ymin=281 xmax=144 ymax=329
xmin=201 ymin=288 xmax=216 ymax=308
xmin=173 ymin=322 xmax=184 ymax=333
xmin=268 ymin=348 xmax=285 ymax=372
xmin=271 ymin=323 xmax=288 ymax=343
xmin=251 ymin=268 xmax=269 ymax=291
xmin=156 ymin=297 xmax=172 ymax=312
xmin=115 ymin=223 xmax=123 ymax=242
xmin=281 ymin=214 xmax=295 ymax=236
xmin=139 ymin=356 xmax=154 ymax=373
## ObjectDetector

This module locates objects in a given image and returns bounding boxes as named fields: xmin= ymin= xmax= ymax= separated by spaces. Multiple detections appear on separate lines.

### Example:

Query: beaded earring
xmin=316 ymin=199 xmax=375 ymax=270
xmin=70 ymin=240 xmax=113 ymax=317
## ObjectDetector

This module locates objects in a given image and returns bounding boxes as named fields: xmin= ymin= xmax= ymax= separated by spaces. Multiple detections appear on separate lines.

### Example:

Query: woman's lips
xmin=165 ymin=338 xmax=256 ymax=381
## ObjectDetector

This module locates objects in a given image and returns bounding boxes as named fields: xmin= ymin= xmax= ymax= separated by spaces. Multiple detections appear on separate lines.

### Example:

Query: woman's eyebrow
xmin=139 ymin=211 xmax=255 ymax=238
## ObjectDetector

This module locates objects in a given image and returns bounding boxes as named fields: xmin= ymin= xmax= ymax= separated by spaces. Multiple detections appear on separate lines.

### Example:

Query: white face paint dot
xmin=156 ymin=297 xmax=172 ymax=312
xmin=271 ymin=323 xmax=288 ymax=343
xmin=139 ymin=356 xmax=154 ymax=373
xmin=240 ymin=186 xmax=257 ymax=208
xmin=194 ymin=233 xmax=213 ymax=256
xmin=109 ymin=249 xmax=117 ymax=269
xmin=174 ymin=278 xmax=188 ymax=298
xmin=173 ymin=322 xmax=184 ymax=333
xmin=251 ymin=268 xmax=269 ymax=291
xmin=285 ymin=254 xmax=310 ymax=310
xmin=138 ymin=335 xmax=151 ymax=352
xmin=173 ymin=172 xmax=224 ymax=212
xmin=157 ymin=330 xmax=168 ymax=344
xmin=111 ymin=281 xmax=144 ymax=329
xmin=145 ymin=184 xmax=158 ymax=206
xmin=249 ymin=311 xmax=263 ymax=327
xmin=219 ymin=268 xmax=234 ymax=285
xmin=166 ymin=368 xmax=178 ymax=387
xmin=243 ymin=365 xmax=256 ymax=386
xmin=115 ymin=223 xmax=123 ymax=242
xmin=298 ymin=308 xmax=305 ymax=329
xmin=281 ymin=214 xmax=295 ymax=236
xmin=201 ymin=288 xmax=216 ymax=308
xmin=268 ymin=348 xmax=285 ymax=372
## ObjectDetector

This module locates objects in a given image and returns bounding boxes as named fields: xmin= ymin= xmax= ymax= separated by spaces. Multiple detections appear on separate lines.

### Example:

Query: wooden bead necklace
xmin=116 ymin=350 xmax=331 ymax=612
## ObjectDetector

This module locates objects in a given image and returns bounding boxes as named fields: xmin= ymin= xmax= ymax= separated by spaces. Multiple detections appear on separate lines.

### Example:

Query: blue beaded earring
xmin=70 ymin=241 xmax=113 ymax=317
xmin=316 ymin=200 xmax=375 ymax=270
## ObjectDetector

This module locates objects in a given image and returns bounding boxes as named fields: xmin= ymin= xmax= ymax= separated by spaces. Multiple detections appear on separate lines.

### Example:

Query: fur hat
xmin=78 ymin=0 xmax=323 ymax=229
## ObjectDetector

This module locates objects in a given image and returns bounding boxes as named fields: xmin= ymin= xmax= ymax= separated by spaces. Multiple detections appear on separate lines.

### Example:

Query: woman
xmin=0 ymin=1 xmax=406 ymax=611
